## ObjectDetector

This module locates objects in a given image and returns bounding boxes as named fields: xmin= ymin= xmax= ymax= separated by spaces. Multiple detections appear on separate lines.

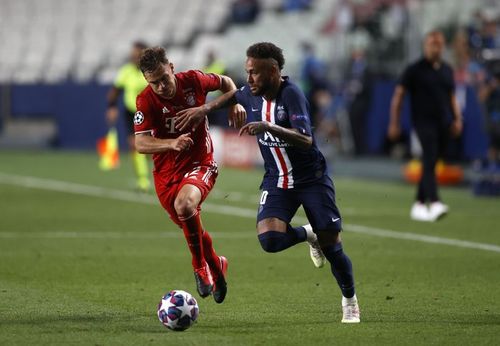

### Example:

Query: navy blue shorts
xmin=257 ymin=176 xmax=342 ymax=232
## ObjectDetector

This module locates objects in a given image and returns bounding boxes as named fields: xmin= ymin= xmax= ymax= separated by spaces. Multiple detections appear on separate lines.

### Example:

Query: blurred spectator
xmin=343 ymin=47 xmax=372 ymax=155
xmin=452 ymin=29 xmax=486 ymax=110
xmin=204 ymin=50 xmax=227 ymax=75
xmin=300 ymin=42 xmax=328 ymax=125
xmin=204 ymin=50 xmax=230 ymax=127
xmin=282 ymin=0 xmax=312 ymax=12
xmin=481 ymin=18 xmax=500 ymax=49
xmin=314 ymin=87 xmax=355 ymax=157
xmin=479 ymin=69 xmax=500 ymax=164
xmin=105 ymin=41 xmax=150 ymax=192
xmin=231 ymin=0 xmax=260 ymax=24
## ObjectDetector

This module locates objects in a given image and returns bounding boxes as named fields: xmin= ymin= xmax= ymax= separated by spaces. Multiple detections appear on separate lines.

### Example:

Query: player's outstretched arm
xmin=239 ymin=122 xmax=313 ymax=149
xmin=135 ymin=133 xmax=193 ymax=154
xmin=176 ymin=89 xmax=243 ymax=132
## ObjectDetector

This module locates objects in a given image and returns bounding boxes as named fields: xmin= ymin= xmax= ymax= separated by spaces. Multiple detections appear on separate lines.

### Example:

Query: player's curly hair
xmin=139 ymin=46 xmax=169 ymax=74
xmin=246 ymin=42 xmax=285 ymax=70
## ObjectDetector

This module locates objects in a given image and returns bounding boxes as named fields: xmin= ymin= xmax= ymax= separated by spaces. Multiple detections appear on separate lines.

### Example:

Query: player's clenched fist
xmin=239 ymin=121 xmax=270 ymax=136
xmin=172 ymin=133 xmax=194 ymax=151
xmin=228 ymin=104 xmax=246 ymax=128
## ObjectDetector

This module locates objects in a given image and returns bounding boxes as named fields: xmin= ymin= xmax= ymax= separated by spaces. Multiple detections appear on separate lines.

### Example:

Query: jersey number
xmin=260 ymin=190 xmax=268 ymax=205
xmin=165 ymin=117 xmax=178 ymax=133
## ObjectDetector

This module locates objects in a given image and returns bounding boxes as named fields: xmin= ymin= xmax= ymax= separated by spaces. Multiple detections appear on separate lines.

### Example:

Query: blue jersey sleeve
xmin=234 ymin=86 xmax=249 ymax=107
xmin=283 ymin=86 xmax=312 ymax=136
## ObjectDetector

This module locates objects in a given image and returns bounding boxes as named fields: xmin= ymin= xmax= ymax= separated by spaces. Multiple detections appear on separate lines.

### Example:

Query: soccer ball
xmin=157 ymin=290 xmax=199 ymax=331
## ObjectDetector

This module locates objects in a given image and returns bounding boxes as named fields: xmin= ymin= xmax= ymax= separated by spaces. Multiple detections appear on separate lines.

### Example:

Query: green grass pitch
xmin=0 ymin=151 xmax=499 ymax=345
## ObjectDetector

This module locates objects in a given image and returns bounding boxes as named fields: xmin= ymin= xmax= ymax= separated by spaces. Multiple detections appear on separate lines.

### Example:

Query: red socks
xmin=179 ymin=211 xmax=205 ymax=269
xmin=179 ymin=211 xmax=219 ymax=275
xmin=201 ymin=230 xmax=221 ymax=279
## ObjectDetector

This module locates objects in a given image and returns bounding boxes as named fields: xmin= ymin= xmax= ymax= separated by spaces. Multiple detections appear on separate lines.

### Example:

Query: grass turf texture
xmin=0 ymin=151 xmax=499 ymax=345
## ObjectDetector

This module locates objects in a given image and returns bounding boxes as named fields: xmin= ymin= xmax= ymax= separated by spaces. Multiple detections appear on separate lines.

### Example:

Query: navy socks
xmin=323 ymin=242 xmax=355 ymax=298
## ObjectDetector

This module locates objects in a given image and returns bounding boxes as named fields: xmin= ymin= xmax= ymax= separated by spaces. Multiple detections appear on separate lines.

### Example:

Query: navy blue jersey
xmin=234 ymin=77 xmax=327 ymax=189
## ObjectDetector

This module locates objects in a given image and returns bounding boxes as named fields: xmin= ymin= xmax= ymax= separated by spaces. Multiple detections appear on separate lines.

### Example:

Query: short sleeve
xmin=399 ymin=65 xmax=413 ymax=90
xmin=234 ymin=85 xmax=249 ymax=107
xmin=134 ymin=94 xmax=154 ymax=135
xmin=284 ymin=87 xmax=312 ymax=136
xmin=114 ymin=66 xmax=128 ymax=89
xmin=193 ymin=70 xmax=221 ymax=93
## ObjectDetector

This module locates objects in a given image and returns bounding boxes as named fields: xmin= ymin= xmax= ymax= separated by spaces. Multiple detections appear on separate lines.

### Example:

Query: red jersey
xmin=134 ymin=70 xmax=221 ymax=181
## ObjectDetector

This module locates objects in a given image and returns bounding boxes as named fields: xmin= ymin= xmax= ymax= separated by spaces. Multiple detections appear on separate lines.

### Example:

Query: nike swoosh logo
xmin=332 ymin=217 xmax=340 ymax=222
xmin=251 ymin=108 xmax=259 ymax=111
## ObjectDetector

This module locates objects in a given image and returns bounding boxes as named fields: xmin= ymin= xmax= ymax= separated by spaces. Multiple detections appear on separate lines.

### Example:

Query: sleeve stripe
xmin=134 ymin=130 xmax=153 ymax=135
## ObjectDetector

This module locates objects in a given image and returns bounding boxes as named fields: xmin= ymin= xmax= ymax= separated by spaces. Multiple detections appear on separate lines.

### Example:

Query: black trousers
xmin=415 ymin=125 xmax=448 ymax=203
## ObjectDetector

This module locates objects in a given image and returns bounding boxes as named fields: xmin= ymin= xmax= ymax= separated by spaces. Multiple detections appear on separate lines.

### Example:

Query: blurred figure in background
xmin=388 ymin=31 xmax=463 ymax=222
xmin=204 ymin=50 xmax=227 ymax=76
xmin=300 ymin=42 xmax=328 ymax=126
xmin=231 ymin=0 xmax=260 ymax=24
xmin=343 ymin=46 xmax=372 ymax=155
xmin=479 ymin=67 xmax=500 ymax=165
xmin=203 ymin=50 xmax=230 ymax=127
xmin=452 ymin=29 xmax=485 ymax=106
xmin=282 ymin=0 xmax=312 ymax=12
xmin=105 ymin=41 xmax=150 ymax=192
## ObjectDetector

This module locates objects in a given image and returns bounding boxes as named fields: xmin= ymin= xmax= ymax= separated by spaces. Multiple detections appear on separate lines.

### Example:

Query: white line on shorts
xmin=1 ymin=172 xmax=499 ymax=254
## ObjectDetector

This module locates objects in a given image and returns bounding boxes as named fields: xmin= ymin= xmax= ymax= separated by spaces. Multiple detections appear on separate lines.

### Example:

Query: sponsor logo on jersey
xmin=258 ymin=131 xmax=291 ymax=148
xmin=162 ymin=106 xmax=169 ymax=114
xmin=133 ymin=111 xmax=144 ymax=125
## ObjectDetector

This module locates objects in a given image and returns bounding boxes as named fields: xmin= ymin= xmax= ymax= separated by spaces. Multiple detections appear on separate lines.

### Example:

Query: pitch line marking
xmin=0 ymin=172 xmax=499 ymax=254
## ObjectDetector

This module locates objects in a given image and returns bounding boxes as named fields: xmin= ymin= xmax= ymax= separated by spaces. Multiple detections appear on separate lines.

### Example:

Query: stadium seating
xmin=0 ymin=0 xmax=497 ymax=84
xmin=0 ymin=0 xmax=233 ymax=84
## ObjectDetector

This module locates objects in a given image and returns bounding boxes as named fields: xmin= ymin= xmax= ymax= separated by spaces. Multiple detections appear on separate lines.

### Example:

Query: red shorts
xmin=154 ymin=163 xmax=218 ymax=227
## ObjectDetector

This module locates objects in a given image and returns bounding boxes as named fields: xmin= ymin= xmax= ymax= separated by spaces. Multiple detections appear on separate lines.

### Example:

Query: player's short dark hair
xmin=246 ymin=42 xmax=285 ymax=70
xmin=139 ymin=46 xmax=169 ymax=74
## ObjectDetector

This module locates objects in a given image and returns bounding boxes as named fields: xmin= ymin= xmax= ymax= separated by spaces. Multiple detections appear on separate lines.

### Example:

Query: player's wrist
xmin=202 ymin=104 xmax=211 ymax=114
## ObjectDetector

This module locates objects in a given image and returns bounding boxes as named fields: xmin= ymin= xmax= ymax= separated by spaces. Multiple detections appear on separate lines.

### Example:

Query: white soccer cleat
xmin=341 ymin=295 xmax=360 ymax=323
xmin=429 ymin=201 xmax=449 ymax=221
xmin=303 ymin=224 xmax=326 ymax=268
xmin=410 ymin=202 xmax=433 ymax=222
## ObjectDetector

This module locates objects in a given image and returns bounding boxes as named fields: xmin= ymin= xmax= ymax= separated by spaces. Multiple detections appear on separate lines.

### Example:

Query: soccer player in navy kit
xmin=177 ymin=42 xmax=360 ymax=323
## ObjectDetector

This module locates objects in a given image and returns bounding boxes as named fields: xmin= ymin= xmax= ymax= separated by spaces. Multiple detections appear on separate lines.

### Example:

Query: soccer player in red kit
xmin=134 ymin=47 xmax=246 ymax=303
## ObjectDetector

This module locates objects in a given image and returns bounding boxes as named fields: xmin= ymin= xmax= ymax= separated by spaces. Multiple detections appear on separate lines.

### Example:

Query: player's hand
xmin=171 ymin=133 xmax=194 ymax=152
xmin=239 ymin=121 xmax=270 ymax=136
xmin=228 ymin=104 xmax=247 ymax=128
xmin=176 ymin=106 xmax=207 ymax=132
xmin=450 ymin=118 xmax=463 ymax=137
xmin=387 ymin=121 xmax=401 ymax=141
xmin=106 ymin=106 xmax=119 ymax=126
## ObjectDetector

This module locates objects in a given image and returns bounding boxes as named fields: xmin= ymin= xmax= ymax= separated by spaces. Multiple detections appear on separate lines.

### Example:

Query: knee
xmin=174 ymin=195 xmax=197 ymax=219
xmin=316 ymin=230 xmax=341 ymax=248
xmin=258 ymin=232 xmax=282 ymax=253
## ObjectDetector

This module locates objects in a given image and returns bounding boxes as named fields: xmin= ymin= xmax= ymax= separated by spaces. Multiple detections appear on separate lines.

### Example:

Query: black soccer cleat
xmin=212 ymin=256 xmax=228 ymax=304
xmin=194 ymin=266 xmax=213 ymax=298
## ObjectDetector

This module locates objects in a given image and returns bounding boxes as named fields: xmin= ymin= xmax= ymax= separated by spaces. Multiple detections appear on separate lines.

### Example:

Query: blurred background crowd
xmin=0 ymin=0 xmax=499 ymax=169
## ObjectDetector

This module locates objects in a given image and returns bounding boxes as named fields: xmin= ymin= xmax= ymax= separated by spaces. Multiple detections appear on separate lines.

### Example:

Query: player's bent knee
xmin=257 ymin=231 xmax=285 ymax=253
xmin=174 ymin=196 xmax=197 ymax=219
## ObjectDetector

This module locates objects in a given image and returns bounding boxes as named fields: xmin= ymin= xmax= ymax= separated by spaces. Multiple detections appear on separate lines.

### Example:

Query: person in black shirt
xmin=388 ymin=31 xmax=463 ymax=222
